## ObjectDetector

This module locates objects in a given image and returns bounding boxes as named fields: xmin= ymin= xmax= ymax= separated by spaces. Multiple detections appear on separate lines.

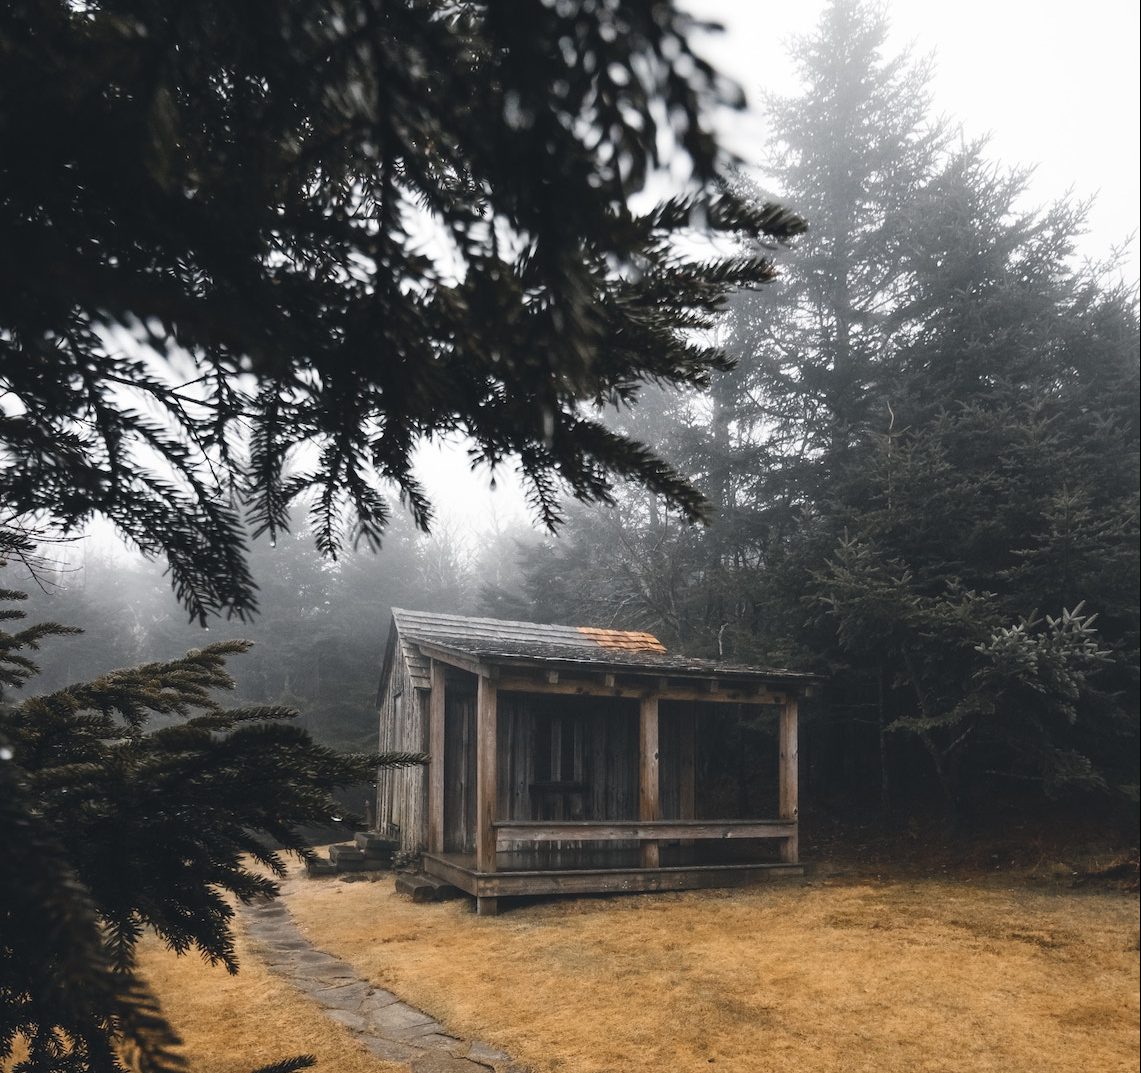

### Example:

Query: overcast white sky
xmin=419 ymin=0 xmax=1140 ymax=536
xmin=687 ymin=0 xmax=1139 ymax=268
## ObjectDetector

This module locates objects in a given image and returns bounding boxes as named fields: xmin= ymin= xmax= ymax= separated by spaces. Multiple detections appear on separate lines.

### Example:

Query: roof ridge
xmin=391 ymin=608 xmax=668 ymax=656
xmin=390 ymin=607 xmax=659 ymax=638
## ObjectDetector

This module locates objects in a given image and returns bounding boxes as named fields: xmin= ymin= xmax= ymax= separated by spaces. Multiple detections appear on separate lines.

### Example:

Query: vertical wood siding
xmin=443 ymin=676 xmax=477 ymax=853
xmin=490 ymin=692 xmax=642 ymax=866
xmin=376 ymin=649 xmax=429 ymax=852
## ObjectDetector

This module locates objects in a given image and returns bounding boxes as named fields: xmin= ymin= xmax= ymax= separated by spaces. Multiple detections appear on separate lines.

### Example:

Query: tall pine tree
xmin=745 ymin=2 xmax=1140 ymax=819
xmin=0 ymin=534 xmax=421 ymax=1071
xmin=497 ymin=0 xmax=1140 ymax=824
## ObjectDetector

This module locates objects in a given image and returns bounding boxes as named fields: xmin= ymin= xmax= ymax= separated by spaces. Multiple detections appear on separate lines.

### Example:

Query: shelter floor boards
xmin=422 ymin=850 xmax=805 ymax=899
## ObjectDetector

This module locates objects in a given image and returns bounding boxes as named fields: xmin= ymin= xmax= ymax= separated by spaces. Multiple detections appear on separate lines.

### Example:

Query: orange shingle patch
xmin=576 ymin=627 xmax=666 ymax=653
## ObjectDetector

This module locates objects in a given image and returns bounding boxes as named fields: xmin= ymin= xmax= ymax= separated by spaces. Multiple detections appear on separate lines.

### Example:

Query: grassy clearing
xmin=19 ymin=861 xmax=1129 ymax=1073
xmin=133 ymin=922 xmax=401 ymax=1073
xmin=278 ymin=868 xmax=1138 ymax=1073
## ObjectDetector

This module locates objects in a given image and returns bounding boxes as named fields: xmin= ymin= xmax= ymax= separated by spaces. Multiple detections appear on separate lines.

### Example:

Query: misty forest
xmin=1 ymin=2 xmax=1138 ymax=1073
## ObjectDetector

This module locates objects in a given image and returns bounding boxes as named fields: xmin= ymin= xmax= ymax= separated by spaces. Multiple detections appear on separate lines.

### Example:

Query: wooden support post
xmin=639 ymin=696 xmax=660 ymax=868
xmin=476 ymin=896 xmax=499 ymax=916
xmin=427 ymin=660 xmax=446 ymax=854
xmin=779 ymin=696 xmax=799 ymax=863
xmin=476 ymin=675 xmax=498 ymax=874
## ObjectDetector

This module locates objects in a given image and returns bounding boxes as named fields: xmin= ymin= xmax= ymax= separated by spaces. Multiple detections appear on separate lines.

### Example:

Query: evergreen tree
xmin=0 ymin=6 xmax=808 ymax=1067
xmin=0 ymin=535 xmax=419 ymax=1071
xmin=755 ymin=5 xmax=1141 ymax=817
xmin=498 ymin=0 xmax=1141 ymax=822
xmin=0 ymin=0 xmax=803 ymax=623
xmin=492 ymin=0 xmax=954 ymax=659
xmin=482 ymin=492 xmax=704 ymax=642
xmin=18 ymin=514 xmax=484 ymax=752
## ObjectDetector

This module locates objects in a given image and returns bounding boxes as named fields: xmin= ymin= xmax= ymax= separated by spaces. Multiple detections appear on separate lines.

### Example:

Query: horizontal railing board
xmin=493 ymin=819 xmax=796 ymax=843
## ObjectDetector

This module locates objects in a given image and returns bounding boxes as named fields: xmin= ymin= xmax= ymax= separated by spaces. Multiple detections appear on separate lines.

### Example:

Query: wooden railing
xmin=494 ymin=819 xmax=795 ymax=844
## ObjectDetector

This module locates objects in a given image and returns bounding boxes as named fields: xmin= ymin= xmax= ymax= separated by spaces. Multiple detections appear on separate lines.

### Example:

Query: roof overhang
xmin=413 ymin=640 xmax=819 ymax=704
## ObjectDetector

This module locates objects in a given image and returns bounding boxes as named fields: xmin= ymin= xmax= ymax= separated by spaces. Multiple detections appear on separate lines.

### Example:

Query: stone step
xmin=306 ymin=857 xmax=338 ymax=878
xmin=329 ymin=843 xmax=368 ymax=870
xmin=423 ymin=874 xmax=463 ymax=901
xmin=394 ymin=874 xmax=436 ymax=903
xmin=394 ymin=872 xmax=462 ymax=904
xmin=354 ymin=830 xmax=398 ymax=855
xmin=354 ymin=833 xmax=397 ymax=867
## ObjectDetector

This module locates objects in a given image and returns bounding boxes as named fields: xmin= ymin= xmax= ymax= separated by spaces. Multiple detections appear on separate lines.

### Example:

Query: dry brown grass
xmin=281 ymin=870 xmax=1139 ymax=1073
xmin=12 ymin=867 xmax=1132 ymax=1073
xmin=2 ymin=912 xmax=400 ymax=1073
xmin=132 ymin=922 xmax=402 ymax=1073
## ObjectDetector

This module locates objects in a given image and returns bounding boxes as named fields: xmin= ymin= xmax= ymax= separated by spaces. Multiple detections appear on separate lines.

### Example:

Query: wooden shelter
xmin=376 ymin=609 xmax=816 ymax=914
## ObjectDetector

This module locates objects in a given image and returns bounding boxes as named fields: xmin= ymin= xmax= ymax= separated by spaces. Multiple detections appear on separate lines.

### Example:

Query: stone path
xmin=239 ymin=893 xmax=528 ymax=1073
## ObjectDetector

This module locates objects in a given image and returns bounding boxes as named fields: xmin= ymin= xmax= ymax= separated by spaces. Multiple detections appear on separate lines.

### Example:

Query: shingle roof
xmin=389 ymin=608 xmax=816 ymax=686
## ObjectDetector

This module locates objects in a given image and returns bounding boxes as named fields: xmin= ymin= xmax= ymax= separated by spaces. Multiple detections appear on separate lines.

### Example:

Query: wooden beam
xmin=421 ymin=852 xmax=477 ymax=895
xmin=495 ymin=674 xmax=642 ymax=698
xmin=427 ymin=659 xmax=446 ymax=854
xmin=421 ymin=858 xmax=804 ymax=897
xmin=415 ymin=642 xmax=496 ymax=679
xmin=494 ymin=674 xmax=783 ymax=705
xmin=493 ymin=820 xmax=797 ymax=843
xmin=639 ymin=696 xmax=660 ymax=868
xmin=471 ymin=862 xmax=804 ymax=897
xmin=779 ymin=696 xmax=799 ymax=863
xmin=654 ymin=684 xmax=784 ymax=704
xmin=475 ymin=675 xmax=498 ymax=873
xmin=420 ymin=853 xmax=806 ymax=898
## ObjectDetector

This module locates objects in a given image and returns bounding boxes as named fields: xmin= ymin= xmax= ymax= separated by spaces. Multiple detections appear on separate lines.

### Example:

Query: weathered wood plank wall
xmin=427 ymin=659 xmax=446 ymax=852
xmin=443 ymin=672 xmax=477 ymax=853
xmin=376 ymin=650 xmax=429 ymax=852
xmin=489 ymin=692 xmax=643 ymax=867
xmin=495 ymin=693 xmax=641 ymax=819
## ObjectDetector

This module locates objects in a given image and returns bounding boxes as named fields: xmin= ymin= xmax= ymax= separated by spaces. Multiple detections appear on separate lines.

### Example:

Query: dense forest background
xmin=15 ymin=2 xmax=1139 ymax=836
